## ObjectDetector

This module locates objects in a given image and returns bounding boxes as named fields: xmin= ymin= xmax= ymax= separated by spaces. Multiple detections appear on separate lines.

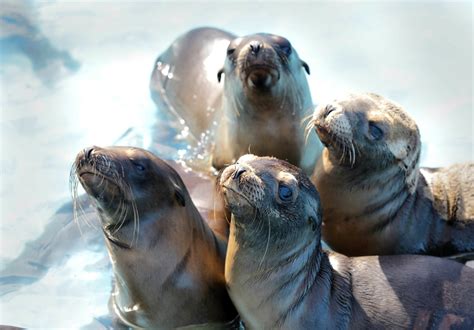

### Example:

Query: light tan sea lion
xmin=219 ymin=154 xmax=474 ymax=329
xmin=308 ymin=92 xmax=474 ymax=257
xmin=150 ymin=28 xmax=321 ymax=173
xmin=72 ymin=146 xmax=237 ymax=328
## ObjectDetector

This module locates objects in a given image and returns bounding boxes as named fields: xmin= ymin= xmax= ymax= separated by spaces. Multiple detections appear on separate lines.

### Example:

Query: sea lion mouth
xmin=244 ymin=65 xmax=280 ymax=90
xmin=77 ymin=170 xmax=125 ymax=204
xmin=314 ymin=121 xmax=358 ymax=167
xmin=221 ymin=185 xmax=255 ymax=209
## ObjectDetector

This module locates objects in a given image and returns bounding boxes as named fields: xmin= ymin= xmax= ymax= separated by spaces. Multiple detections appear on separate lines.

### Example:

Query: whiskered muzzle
xmin=307 ymin=105 xmax=358 ymax=167
xmin=70 ymin=149 xmax=140 ymax=248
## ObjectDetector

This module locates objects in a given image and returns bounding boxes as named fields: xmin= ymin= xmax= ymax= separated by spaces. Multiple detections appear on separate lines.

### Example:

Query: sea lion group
xmin=73 ymin=27 xmax=473 ymax=328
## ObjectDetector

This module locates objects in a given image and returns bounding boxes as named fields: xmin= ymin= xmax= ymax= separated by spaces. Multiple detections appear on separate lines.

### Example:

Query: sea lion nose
xmin=232 ymin=166 xmax=247 ymax=180
xmin=249 ymin=41 xmax=262 ymax=55
xmin=84 ymin=146 xmax=95 ymax=160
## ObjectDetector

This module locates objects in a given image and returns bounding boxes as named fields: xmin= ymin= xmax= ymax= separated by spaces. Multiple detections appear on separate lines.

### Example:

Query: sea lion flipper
xmin=447 ymin=252 xmax=474 ymax=264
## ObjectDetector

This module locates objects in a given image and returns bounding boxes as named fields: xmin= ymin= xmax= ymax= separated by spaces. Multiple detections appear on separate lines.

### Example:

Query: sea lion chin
xmin=308 ymin=92 xmax=474 ymax=258
xmin=220 ymin=154 xmax=474 ymax=329
xmin=73 ymin=146 xmax=237 ymax=328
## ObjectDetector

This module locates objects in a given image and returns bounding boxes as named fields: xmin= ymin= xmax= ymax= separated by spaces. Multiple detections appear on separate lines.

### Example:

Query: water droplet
xmin=161 ymin=64 xmax=170 ymax=76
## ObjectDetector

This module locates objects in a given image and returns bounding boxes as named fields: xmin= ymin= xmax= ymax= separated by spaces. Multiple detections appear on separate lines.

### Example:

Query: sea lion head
xmin=218 ymin=33 xmax=310 ymax=105
xmin=72 ymin=146 xmax=187 ymax=248
xmin=218 ymin=154 xmax=321 ymax=245
xmin=309 ymin=93 xmax=421 ymax=191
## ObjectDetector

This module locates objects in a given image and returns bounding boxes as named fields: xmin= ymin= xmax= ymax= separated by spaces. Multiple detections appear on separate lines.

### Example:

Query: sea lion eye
xmin=271 ymin=36 xmax=292 ymax=56
xmin=279 ymin=44 xmax=292 ymax=56
xmin=368 ymin=122 xmax=384 ymax=140
xmin=131 ymin=160 xmax=146 ymax=172
xmin=278 ymin=184 xmax=293 ymax=201
xmin=227 ymin=48 xmax=235 ymax=56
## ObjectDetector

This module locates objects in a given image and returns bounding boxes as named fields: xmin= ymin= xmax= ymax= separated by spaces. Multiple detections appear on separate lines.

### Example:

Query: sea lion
xmin=72 ymin=146 xmax=236 ymax=328
xmin=150 ymin=27 xmax=321 ymax=173
xmin=308 ymin=92 xmax=474 ymax=257
xmin=219 ymin=154 xmax=474 ymax=329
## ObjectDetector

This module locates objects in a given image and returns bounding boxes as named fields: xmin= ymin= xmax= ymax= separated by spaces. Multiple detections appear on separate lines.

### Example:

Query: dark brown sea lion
xmin=150 ymin=27 xmax=321 ymax=173
xmin=219 ymin=154 xmax=474 ymax=329
xmin=72 ymin=146 xmax=236 ymax=328
xmin=308 ymin=92 xmax=474 ymax=257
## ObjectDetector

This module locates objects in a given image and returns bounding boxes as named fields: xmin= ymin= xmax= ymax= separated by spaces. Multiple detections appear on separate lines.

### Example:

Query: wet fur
xmin=212 ymin=32 xmax=321 ymax=173
xmin=309 ymin=93 xmax=474 ymax=257
xmin=220 ymin=155 xmax=474 ymax=329
xmin=72 ymin=146 xmax=236 ymax=328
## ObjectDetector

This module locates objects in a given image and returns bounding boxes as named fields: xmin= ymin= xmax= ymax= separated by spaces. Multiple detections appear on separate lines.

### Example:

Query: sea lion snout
xmin=219 ymin=160 xmax=265 ymax=216
xmin=310 ymin=103 xmax=353 ymax=149
xmin=249 ymin=41 xmax=262 ymax=55
xmin=238 ymin=39 xmax=283 ymax=90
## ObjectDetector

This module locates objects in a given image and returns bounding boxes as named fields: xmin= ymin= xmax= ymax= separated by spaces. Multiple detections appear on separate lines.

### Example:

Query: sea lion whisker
xmin=129 ymin=187 xmax=140 ymax=247
xmin=304 ymin=118 xmax=316 ymax=145
xmin=301 ymin=113 xmax=314 ymax=126
xmin=348 ymin=141 xmax=353 ymax=167
xmin=350 ymin=141 xmax=356 ymax=168
xmin=339 ymin=142 xmax=346 ymax=164
xmin=108 ymin=184 xmax=130 ymax=236
xmin=70 ymin=163 xmax=96 ymax=229
xmin=257 ymin=213 xmax=271 ymax=270
xmin=114 ymin=194 xmax=130 ymax=234
xmin=70 ymin=166 xmax=87 ymax=233
xmin=246 ymin=204 xmax=260 ymax=230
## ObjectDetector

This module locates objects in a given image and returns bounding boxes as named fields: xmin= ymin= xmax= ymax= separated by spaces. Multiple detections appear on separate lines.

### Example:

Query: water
xmin=0 ymin=1 xmax=472 ymax=327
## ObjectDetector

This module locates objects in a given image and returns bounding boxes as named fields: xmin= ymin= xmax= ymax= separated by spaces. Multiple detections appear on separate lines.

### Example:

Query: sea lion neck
xmin=226 ymin=218 xmax=352 ymax=328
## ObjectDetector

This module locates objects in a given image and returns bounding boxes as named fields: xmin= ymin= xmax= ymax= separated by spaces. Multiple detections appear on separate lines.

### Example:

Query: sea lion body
xmin=219 ymin=155 xmax=474 ymax=329
xmin=150 ymin=28 xmax=321 ymax=173
xmin=150 ymin=27 xmax=235 ymax=137
xmin=73 ymin=146 xmax=236 ymax=328
xmin=309 ymin=93 xmax=474 ymax=257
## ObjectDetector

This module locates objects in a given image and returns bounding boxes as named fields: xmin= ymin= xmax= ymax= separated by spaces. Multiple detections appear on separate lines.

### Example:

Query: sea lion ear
xmin=170 ymin=179 xmax=186 ymax=206
xmin=308 ymin=216 xmax=318 ymax=232
xmin=174 ymin=188 xmax=186 ymax=207
xmin=301 ymin=61 xmax=310 ymax=75
xmin=217 ymin=68 xmax=224 ymax=83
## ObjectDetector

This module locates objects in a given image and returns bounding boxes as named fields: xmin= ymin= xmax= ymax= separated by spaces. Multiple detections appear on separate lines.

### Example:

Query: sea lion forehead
xmin=240 ymin=33 xmax=288 ymax=42
xmin=238 ymin=155 xmax=300 ymax=182
xmin=108 ymin=146 xmax=176 ymax=175
xmin=336 ymin=93 xmax=383 ymax=116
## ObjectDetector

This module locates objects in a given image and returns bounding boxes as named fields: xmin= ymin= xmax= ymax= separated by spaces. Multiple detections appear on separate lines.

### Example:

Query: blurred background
xmin=0 ymin=1 xmax=472 ymax=327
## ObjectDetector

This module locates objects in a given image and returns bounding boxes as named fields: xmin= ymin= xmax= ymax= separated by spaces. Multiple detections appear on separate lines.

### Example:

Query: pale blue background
xmin=0 ymin=1 xmax=472 ymax=327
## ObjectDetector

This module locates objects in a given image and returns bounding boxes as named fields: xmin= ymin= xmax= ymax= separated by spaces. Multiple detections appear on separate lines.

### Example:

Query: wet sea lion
xmin=72 ymin=146 xmax=236 ymax=328
xmin=213 ymin=32 xmax=320 ymax=173
xmin=150 ymin=27 xmax=321 ymax=173
xmin=219 ymin=154 xmax=474 ymax=329
xmin=308 ymin=92 xmax=474 ymax=257
xmin=150 ymin=27 xmax=234 ymax=137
